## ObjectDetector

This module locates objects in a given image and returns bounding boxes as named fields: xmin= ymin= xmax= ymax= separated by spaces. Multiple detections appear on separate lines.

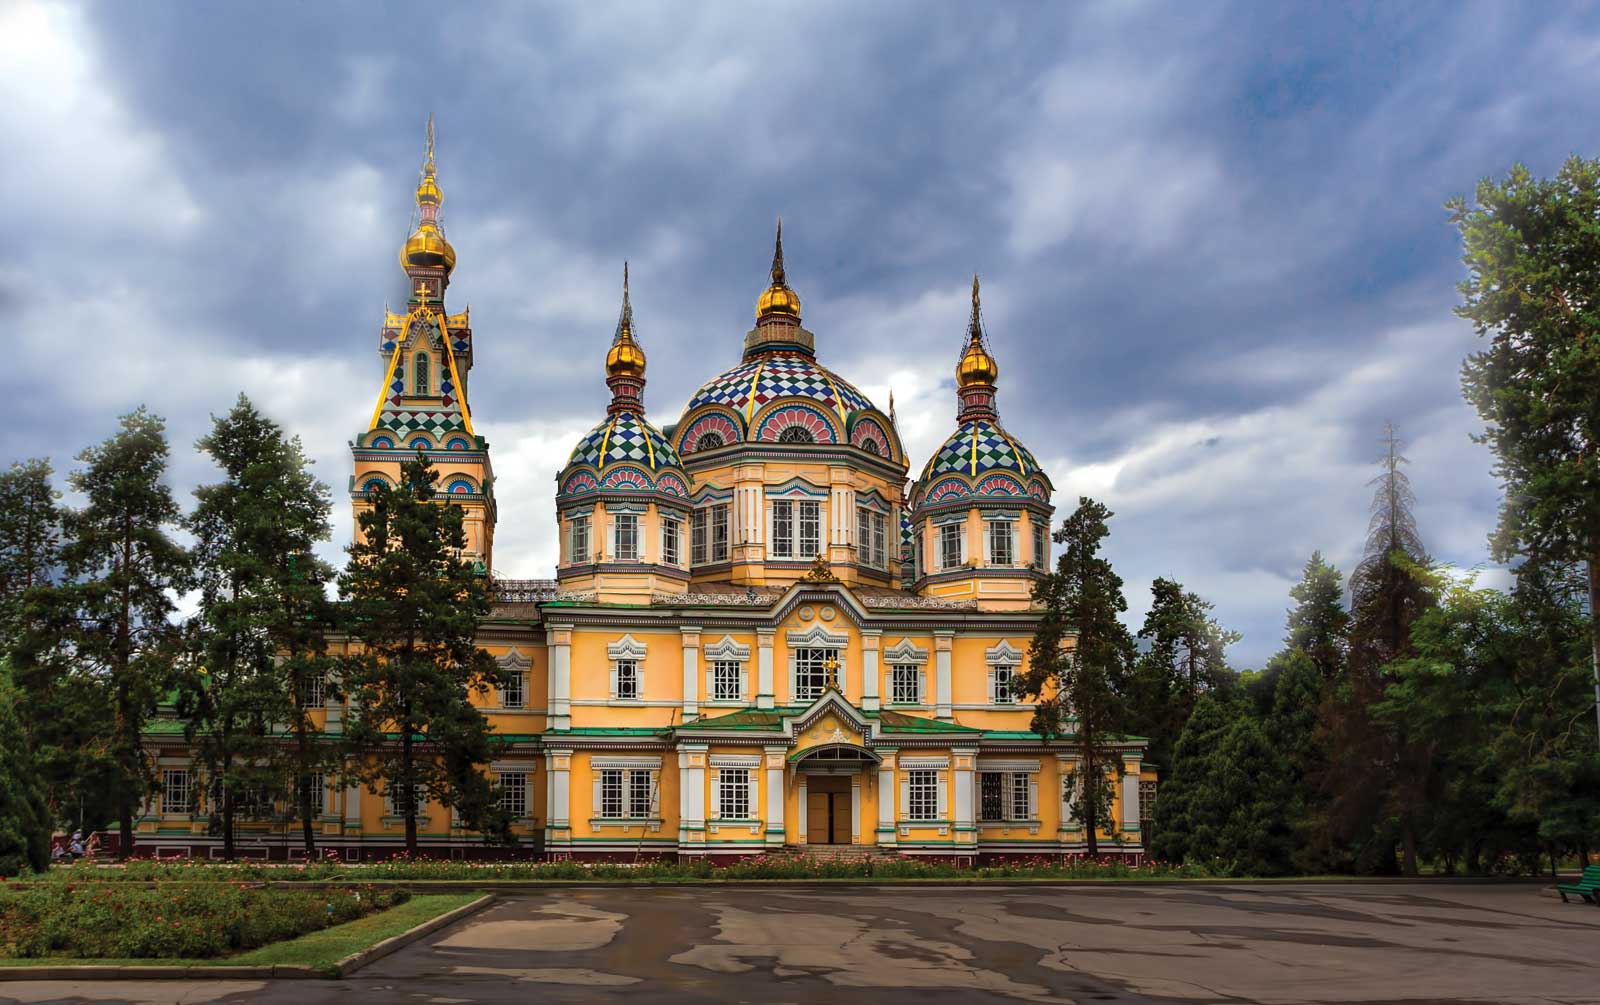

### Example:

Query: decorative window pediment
xmin=786 ymin=624 xmax=848 ymax=648
xmin=767 ymin=477 xmax=828 ymax=500
xmin=883 ymin=638 xmax=929 ymax=664
xmin=607 ymin=634 xmax=649 ymax=660
xmin=498 ymin=648 xmax=531 ymax=673
xmin=703 ymin=635 xmax=751 ymax=661
xmin=985 ymin=640 xmax=1024 ymax=666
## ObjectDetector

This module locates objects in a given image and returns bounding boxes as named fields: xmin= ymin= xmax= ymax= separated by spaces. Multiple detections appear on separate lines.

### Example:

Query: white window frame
xmin=711 ymin=660 xmax=743 ymax=702
xmin=599 ymin=769 xmax=625 ymax=818
xmin=569 ymin=514 xmax=591 ymax=564
xmin=990 ymin=664 xmax=1018 ymax=704
xmin=913 ymin=528 xmax=924 ymax=579
xmin=611 ymin=513 xmax=640 ymax=562
xmin=716 ymin=768 xmax=752 ymax=820
xmin=594 ymin=766 xmax=658 ymax=820
xmin=710 ymin=504 xmax=729 ymax=562
xmin=614 ymin=659 xmax=640 ymax=700
xmin=939 ymin=522 xmax=965 ymax=570
xmin=987 ymin=520 xmax=1015 ymax=567
xmin=661 ymin=515 xmax=682 ymax=567
xmin=906 ymin=769 xmax=938 ymax=821
xmin=890 ymin=663 xmax=923 ymax=705
xmin=501 ymin=669 xmax=526 ymax=708
xmin=1033 ymin=518 xmax=1048 ymax=570
xmin=385 ymin=781 xmax=417 ymax=817
xmin=978 ymin=770 xmax=1037 ymax=822
xmin=691 ymin=508 xmax=708 ymax=565
xmin=307 ymin=772 xmax=325 ymax=817
xmin=607 ymin=635 xmax=648 ymax=703
xmin=856 ymin=505 xmax=888 ymax=570
xmin=770 ymin=497 xmax=823 ymax=559
xmin=497 ymin=771 xmax=529 ymax=818
xmin=304 ymin=673 xmax=326 ymax=708
xmin=792 ymin=646 xmax=838 ymax=702
xmin=162 ymin=769 xmax=194 ymax=815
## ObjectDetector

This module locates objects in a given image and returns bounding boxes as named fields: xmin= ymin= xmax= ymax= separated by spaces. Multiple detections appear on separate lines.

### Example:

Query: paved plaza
xmin=1 ymin=882 xmax=1596 ymax=1004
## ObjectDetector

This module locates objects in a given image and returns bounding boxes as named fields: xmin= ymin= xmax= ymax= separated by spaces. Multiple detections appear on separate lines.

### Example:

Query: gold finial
xmin=956 ymin=272 xmax=999 ymax=388
xmin=606 ymin=261 xmax=646 ymax=379
xmin=756 ymin=218 xmax=801 ymax=320
xmin=401 ymin=115 xmax=456 ymax=275
xmin=425 ymin=113 xmax=435 ymax=172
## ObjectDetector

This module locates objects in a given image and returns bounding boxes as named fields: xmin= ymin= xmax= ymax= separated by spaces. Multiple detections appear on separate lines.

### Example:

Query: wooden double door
xmin=805 ymin=775 xmax=852 ymax=845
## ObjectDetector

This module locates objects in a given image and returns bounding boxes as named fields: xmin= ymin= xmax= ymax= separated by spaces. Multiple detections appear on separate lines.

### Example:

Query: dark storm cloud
xmin=9 ymin=0 xmax=1600 ymax=663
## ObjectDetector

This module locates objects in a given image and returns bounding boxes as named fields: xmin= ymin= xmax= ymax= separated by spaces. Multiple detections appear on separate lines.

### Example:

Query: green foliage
xmin=11 ymin=409 xmax=189 ymax=855
xmin=340 ymin=453 xmax=506 ymax=852
xmin=0 ymin=663 xmax=50 ymax=877
xmin=1286 ymin=552 xmax=1349 ymax=680
xmin=178 ymin=396 xmax=336 ymax=859
xmin=1128 ymin=577 xmax=1239 ymax=771
xmin=0 ymin=884 xmax=406 ymax=959
xmin=0 ymin=459 xmax=59 ymax=651
xmin=1018 ymin=498 xmax=1134 ymax=856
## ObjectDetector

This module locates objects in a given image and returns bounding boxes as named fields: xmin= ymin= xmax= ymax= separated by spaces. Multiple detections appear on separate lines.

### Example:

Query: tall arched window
xmin=413 ymin=352 xmax=430 ymax=394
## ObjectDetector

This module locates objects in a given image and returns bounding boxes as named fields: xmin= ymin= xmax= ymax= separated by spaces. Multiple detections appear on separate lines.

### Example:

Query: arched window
xmin=858 ymin=437 xmax=881 ymax=456
xmin=413 ymin=352 xmax=430 ymax=394
xmin=695 ymin=432 xmax=725 ymax=451
xmin=778 ymin=426 xmax=814 ymax=444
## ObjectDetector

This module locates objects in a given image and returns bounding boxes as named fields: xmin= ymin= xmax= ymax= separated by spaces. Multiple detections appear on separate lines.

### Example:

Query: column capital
xmin=756 ymin=628 xmax=776 ymax=644
xmin=860 ymin=629 xmax=882 ymax=644
xmin=680 ymin=626 xmax=702 ymax=643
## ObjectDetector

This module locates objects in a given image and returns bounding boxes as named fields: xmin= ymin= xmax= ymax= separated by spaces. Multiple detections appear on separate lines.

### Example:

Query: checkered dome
xmin=566 ymin=411 xmax=683 ymax=472
xmin=917 ymin=418 xmax=1043 ymax=485
xmin=682 ymin=351 xmax=877 ymax=421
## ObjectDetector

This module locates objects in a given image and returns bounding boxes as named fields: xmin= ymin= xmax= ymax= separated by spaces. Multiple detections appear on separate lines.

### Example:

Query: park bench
xmin=1556 ymin=864 xmax=1600 ymax=904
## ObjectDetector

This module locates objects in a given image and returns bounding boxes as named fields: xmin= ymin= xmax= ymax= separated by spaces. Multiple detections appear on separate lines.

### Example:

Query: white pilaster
xmin=953 ymin=747 xmax=977 ymax=849
xmin=934 ymin=630 xmax=954 ymax=720
xmin=1057 ymin=753 xmax=1082 ymax=835
xmin=681 ymin=626 xmax=701 ymax=720
xmin=797 ymin=776 xmax=808 ymax=842
xmin=756 ymin=628 xmax=776 ymax=710
xmin=861 ymin=630 xmax=881 ymax=711
xmin=547 ymin=626 xmax=572 ymax=730
xmin=683 ymin=744 xmax=707 ymax=849
xmin=851 ymin=775 xmax=861 ymax=843
xmin=546 ymin=748 xmax=572 ymax=855
xmin=342 ymin=778 xmax=361 ymax=833
xmin=875 ymin=750 xmax=897 ymax=846
xmin=1122 ymin=753 xmax=1142 ymax=835
xmin=764 ymin=746 xmax=786 ymax=846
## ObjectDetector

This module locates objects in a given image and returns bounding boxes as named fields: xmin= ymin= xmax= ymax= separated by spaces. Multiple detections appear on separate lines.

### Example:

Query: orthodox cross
xmin=824 ymin=656 xmax=840 ymax=690
xmin=415 ymin=280 xmax=431 ymax=300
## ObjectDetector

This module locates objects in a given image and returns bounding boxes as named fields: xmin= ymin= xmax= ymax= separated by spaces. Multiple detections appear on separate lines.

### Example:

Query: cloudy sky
xmin=7 ymin=1 xmax=1598 ymax=666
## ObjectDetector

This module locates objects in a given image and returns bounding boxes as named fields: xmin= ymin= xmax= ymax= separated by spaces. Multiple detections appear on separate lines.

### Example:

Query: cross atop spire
xmin=771 ymin=217 xmax=787 ymax=287
xmin=756 ymin=218 xmax=802 ymax=323
xmin=424 ymin=113 xmax=436 ymax=173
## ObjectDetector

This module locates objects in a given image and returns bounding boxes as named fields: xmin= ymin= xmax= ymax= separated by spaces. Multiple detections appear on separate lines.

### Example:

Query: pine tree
xmin=1129 ymin=578 xmax=1238 ymax=772
xmin=1017 ymin=498 xmax=1133 ymax=856
xmin=1451 ymin=157 xmax=1600 ymax=753
xmin=340 ymin=453 xmax=508 ymax=854
xmin=1348 ymin=426 xmax=1433 ymax=674
xmin=0 ymin=459 xmax=60 ymax=650
xmin=0 ymin=660 xmax=50 ymax=876
xmin=1286 ymin=551 xmax=1349 ymax=680
xmin=30 ymin=409 xmax=189 ymax=857
xmin=181 ymin=396 xmax=335 ymax=859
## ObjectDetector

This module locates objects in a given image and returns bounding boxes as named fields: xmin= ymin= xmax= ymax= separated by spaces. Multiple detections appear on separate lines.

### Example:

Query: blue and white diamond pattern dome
xmin=559 ymin=411 xmax=689 ymax=501
xmin=682 ymin=352 xmax=875 ymax=423
xmin=911 ymin=418 xmax=1050 ymax=507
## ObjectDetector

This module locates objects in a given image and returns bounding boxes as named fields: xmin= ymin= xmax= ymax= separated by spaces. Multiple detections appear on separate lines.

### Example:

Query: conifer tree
xmin=1285 ymin=551 xmax=1349 ymax=680
xmin=1018 ymin=498 xmax=1133 ymax=856
xmin=1452 ymin=157 xmax=1600 ymax=748
xmin=340 ymin=453 xmax=507 ymax=853
xmin=1128 ymin=578 xmax=1238 ymax=771
xmin=0 ymin=660 xmax=50 ymax=876
xmin=180 ymin=396 xmax=335 ymax=859
xmin=0 ymin=459 xmax=60 ymax=650
xmin=24 ymin=409 xmax=189 ymax=857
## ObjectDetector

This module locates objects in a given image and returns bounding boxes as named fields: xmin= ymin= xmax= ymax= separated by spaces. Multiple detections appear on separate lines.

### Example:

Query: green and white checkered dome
xmin=566 ymin=411 xmax=682 ymax=471
xmin=909 ymin=417 xmax=1050 ymax=510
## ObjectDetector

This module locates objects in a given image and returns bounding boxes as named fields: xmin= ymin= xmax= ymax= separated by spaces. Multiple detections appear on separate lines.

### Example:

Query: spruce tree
xmin=0 ymin=459 xmax=60 ymax=650
xmin=1286 ymin=551 xmax=1349 ymax=680
xmin=0 ymin=660 xmax=50 ymax=876
xmin=181 ymin=396 xmax=335 ymax=859
xmin=1018 ymin=498 xmax=1133 ymax=856
xmin=340 ymin=453 xmax=507 ymax=854
xmin=1129 ymin=578 xmax=1238 ymax=772
xmin=35 ymin=409 xmax=189 ymax=857
xmin=1452 ymin=157 xmax=1600 ymax=749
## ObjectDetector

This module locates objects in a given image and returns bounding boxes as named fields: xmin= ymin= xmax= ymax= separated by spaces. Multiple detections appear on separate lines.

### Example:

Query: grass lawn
xmin=0 ymin=893 xmax=481 ymax=975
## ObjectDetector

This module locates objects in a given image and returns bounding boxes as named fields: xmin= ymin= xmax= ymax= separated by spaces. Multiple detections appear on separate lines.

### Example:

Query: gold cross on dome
xmin=415 ymin=281 xmax=431 ymax=299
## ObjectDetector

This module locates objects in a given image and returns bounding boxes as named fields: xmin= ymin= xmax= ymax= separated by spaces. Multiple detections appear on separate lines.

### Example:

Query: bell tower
xmin=349 ymin=117 xmax=497 ymax=574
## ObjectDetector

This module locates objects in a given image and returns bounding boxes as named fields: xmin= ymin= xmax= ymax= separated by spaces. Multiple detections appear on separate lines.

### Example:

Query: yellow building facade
xmin=138 ymin=128 xmax=1153 ymax=862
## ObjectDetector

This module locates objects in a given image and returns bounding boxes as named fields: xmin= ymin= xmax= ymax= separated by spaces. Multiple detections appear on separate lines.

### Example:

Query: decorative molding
xmin=883 ymin=639 xmax=930 ymax=664
xmin=786 ymin=623 xmax=848 ymax=647
xmin=703 ymin=634 xmax=752 ymax=661
xmin=607 ymin=634 xmax=649 ymax=660
xmin=985 ymin=640 xmax=1024 ymax=665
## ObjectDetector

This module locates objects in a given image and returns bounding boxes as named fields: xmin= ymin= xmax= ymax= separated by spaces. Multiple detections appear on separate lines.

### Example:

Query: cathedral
xmin=140 ymin=126 xmax=1154 ymax=861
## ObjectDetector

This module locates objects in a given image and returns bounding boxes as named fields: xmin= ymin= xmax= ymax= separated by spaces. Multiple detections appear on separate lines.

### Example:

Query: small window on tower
xmin=414 ymin=352 xmax=430 ymax=394
xmin=858 ymin=437 xmax=881 ymax=456
xmin=695 ymin=432 xmax=724 ymax=451
xmin=778 ymin=426 xmax=814 ymax=444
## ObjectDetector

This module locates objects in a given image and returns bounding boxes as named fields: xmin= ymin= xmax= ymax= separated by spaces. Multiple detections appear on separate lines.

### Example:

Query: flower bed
xmin=0 ymin=883 xmax=408 ymax=959
xmin=25 ymin=853 xmax=1216 ymax=884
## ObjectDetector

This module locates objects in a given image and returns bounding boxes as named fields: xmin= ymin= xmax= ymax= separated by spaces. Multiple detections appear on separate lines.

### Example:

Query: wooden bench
xmin=1557 ymin=864 xmax=1600 ymax=904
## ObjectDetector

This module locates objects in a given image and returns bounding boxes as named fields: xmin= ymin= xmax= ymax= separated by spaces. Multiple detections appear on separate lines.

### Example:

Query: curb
xmin=0 ymin=894 xmax=497 ymax=982
xmin=334 ymin=893 xmax=496 ymax=977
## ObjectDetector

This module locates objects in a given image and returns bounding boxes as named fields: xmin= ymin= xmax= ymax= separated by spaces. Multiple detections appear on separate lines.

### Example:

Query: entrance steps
xmin=770 ymin=843 xmax=903 ymax=865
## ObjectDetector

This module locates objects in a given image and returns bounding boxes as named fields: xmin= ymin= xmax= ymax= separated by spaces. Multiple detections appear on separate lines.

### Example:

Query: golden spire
xmin=606 ymin=261 xmax=646 ymax=379
xmin=401 ymin=114 xmax=456 ymax=276
xmin=956 ymin=273 xmax=999 ymax=387
xmin=756 ymin=218 xmax=801 ymax=320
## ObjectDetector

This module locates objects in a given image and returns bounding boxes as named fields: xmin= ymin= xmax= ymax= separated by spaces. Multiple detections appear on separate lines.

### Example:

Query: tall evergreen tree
xmin=1451 ymin=156 xmax=1600 ymax=748
xmin=0 ymin=459 xmax=60 ymax=649
xmin=1286 ymin=551 xmax=1350 ymax=681
xmin=1017 ymin=498 xmax=1133 ymax=856
xmin=23 ymin=410 xmax=189 ymax=857
xmin=180 ymin=396 xmax=335 ymax=859
xmin=1128 ymin=578 xmax=1238 ymax=771
xmin=340 ymin=453 xmax=507 ymax=853
xmin=1348 ymin=425 xmax=1433 ymax=673
xmin=0 ymin=660 xmax=50 ymax=876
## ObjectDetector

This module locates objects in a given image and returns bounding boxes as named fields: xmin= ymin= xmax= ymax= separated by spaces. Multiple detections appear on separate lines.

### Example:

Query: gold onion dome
xmin=756 ymin=219 xmax=801 ymax=320
xmin=956 ymin=274 xmax=999 ymax=387
xmin=606 ymin=263 xmax=646 ymax=378
xmin=400 ymin=117 xmax=457 ymax=275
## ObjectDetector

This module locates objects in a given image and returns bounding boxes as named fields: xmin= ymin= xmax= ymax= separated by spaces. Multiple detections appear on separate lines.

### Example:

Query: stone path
xmin=2 ymin=882 xmax=1597 ymax=1003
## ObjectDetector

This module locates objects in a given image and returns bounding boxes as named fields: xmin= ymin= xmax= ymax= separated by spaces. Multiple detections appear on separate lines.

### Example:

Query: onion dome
xmin=558 ymin=267 xmax=690 ymax=502
xmin=605 ymin=263 xmax=646 ymax=379
xmin=400 ymin=116 xmax=457 ymax=276
xmin=909 ymin=276 xmax=1051 ymax=508
xmin=956 ymin=275 xmax=999 ymax=388
xmin=756 ymin=219 xmax=801 ymax=321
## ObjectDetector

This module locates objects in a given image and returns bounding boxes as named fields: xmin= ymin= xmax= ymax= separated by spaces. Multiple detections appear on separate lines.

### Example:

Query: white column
xmin=861 ymin=630 xmax=881 ymax=711
xmin=342 ymin=778 xmax=361 ymax=834
xmin=756 ymin=629 xmax=776 ymax=710
xmin=681 ymin=627 xmax=701 ymax=720
xmin=683 ymin=744 xmax=707 ymax=846
xmin=798 ymin=776 xmax=809 ymax=842
xmin=1122 ymin=754 xmax=1142 ymax=836
xmin=934 ymin=630 xmax=954 ymax=719
xmin=547 ymin=626 xmax=572 ymax=730
xmin=953 ymin=747 xmax=977 ymax=849
xmin=850 ymin=776 xmax=861 ymax=843
xmin=764 ymin=746 xmax=786 ymax=847
xmin=875 ymin=751 xmax=897 ymax=846
xmin=546 ymin=748 xmax=572 ymax=855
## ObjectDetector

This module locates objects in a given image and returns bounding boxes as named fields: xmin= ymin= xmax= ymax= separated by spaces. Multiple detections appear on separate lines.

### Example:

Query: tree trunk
xmin=1084 ymin=751 xmax=1099 ymax=858
xmin=300 ymin=778 xmax=317 ymax=858
xmin=222 ymin=750 xmax=235 ymax=861
xmin=402 ymin=729 xmax=418 ymax=855
xmin=1587 ymin=559 xmax=1600 ymax=753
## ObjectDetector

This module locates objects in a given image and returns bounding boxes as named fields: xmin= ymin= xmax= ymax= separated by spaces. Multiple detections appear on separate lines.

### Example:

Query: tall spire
xmin=756 ymin=217 xmax=802 ymax=322
xmin=605 ymin=262 xmax=646 ymax=415
xmin=401 ymin=114 xmax=456 ymax=290
xmin=956 ymin=273 xmax=1000 ymax=421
